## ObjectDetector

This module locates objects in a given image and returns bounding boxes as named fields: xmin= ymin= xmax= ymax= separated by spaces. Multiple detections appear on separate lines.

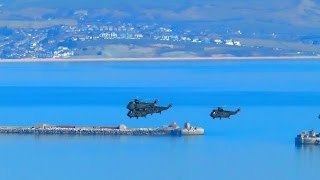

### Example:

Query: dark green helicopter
xmin=210 ymin=107 xmax=240 ymax=119
xmin=145 ymin=104 xmax=173 ymax=115
xmin=126 ymin=99 xmax=172 ymax=119
xmin=126 ymin=99 xmax=158 ymax=111
xmin=127 ymin=109 xmax=149 ymax=118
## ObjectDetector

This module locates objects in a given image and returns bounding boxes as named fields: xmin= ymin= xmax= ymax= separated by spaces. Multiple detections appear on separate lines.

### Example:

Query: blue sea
xmin=0 ymin=60 xmax=319 ymax=180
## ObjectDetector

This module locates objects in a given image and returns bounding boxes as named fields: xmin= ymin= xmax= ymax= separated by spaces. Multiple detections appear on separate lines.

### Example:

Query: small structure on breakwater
xmin=0 ymin=122 xmax=204 ymax=136
xmin=295 ymin=130 xmax=320 ymax=145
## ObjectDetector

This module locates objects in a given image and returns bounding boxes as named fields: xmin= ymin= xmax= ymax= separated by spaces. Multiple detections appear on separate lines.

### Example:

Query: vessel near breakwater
xmin=295 ymin=130 xmax=320 ymax=145
xmin=0 ymin=122 xmax=204 ymax=136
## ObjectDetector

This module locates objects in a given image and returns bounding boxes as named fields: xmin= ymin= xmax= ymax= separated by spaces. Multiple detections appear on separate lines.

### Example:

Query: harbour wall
xmin=0 ymin=122 xmax=204 ymax=136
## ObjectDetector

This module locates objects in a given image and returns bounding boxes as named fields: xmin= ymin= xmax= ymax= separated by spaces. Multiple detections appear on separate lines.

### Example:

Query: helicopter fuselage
xmin=210 ymin=108 xmax=240 ymax=119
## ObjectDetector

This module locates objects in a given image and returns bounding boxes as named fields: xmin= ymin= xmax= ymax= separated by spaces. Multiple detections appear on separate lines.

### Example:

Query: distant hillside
xmin=1 ymin=0 xmax=320 ymax=32
xmin=0 ymin=0 xmax=320 ymax=59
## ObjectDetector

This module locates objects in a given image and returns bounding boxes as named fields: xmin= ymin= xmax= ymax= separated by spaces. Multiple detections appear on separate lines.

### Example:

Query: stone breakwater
xmin=0 ymin=122 xmax=204 ymax=136
xmin=0 ymin=127 xmax=178 ymax=135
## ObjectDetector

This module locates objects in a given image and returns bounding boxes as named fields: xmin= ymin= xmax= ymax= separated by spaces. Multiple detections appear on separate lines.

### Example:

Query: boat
xmin=295 ymin=130 xmax=320 ymax=145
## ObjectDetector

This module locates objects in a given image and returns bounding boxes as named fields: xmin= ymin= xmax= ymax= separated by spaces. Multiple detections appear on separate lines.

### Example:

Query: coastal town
xmin=0 ymin=22 xmax=244 ymax=59
xmin=1 ymin=5 xmax=320 ymax=59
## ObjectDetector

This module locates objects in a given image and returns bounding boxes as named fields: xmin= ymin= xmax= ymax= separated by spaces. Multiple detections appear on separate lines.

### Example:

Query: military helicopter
xmin=210 ymin=107 xmax=240 ymax=119
xmin=144 ymin=104 xmax=173 ymax=115
xmin=126 ymin=99 xmax=158 ymax=111
xmin=126 ymin=98 xmax=172 ymax=119
xmin=127 ymin=109 xmax=149 ymax=119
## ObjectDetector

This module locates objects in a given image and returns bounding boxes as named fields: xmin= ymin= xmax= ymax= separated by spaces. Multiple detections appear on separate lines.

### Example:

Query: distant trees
xmin=0 ymin=27 xmax=13 ymax=36
xmin=0 ymin=49 xmax=12 ymax=58
xmin=47 ymin=27 xmax=61 ymax=38
xmin=57 ymin=38 xmax=77 ymax=49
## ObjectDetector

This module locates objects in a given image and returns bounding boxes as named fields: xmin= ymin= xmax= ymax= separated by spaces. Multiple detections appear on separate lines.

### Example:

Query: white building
xmin=214 ymin=39 xmax=223 ymax=44
xmin=225 ymin=39 xmax=234 ymax=46
xmin=234 ymin=41 xmax=241 ymax=46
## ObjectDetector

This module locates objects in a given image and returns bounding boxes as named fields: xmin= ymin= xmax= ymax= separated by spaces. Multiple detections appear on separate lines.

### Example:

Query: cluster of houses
xmin=0 ymin=21 xmax=245 ymax=59
xmin=214 ymin=39 xmax=241 ymax=46
xmin=53 ymin=47 xmax=74 ymax=58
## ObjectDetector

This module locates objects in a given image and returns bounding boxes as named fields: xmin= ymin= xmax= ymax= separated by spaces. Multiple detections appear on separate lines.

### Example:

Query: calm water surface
xmin=0 ymin=60 xmax=319 ymax=180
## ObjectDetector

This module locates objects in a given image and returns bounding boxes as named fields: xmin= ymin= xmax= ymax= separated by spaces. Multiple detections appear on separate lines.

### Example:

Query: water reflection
xmin=182 ymin=135 xmax=204 ymax=143
xmin=295 ymin=144 xmax=320 ymax=154
xmin=0 ymin=133 xmax=194 ymax=144
xmin=294 ymin=143 xmax=320 ymax=179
